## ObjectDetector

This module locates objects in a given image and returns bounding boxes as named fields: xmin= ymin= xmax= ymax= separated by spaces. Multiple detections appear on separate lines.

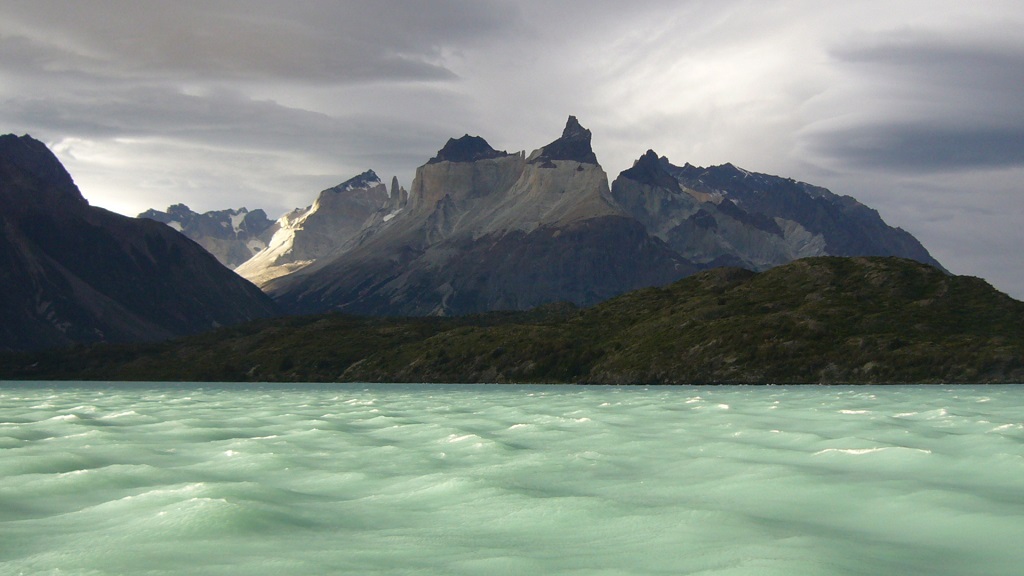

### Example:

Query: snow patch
xmin=229 ymin=211 xmax=246 ymax=234
xmin=246 ymin=239 xmax=266 ymax=254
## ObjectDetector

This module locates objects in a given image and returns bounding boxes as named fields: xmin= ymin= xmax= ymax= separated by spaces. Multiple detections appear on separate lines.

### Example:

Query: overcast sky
xmin=2 ymin=0 xmax=1023 ymax=298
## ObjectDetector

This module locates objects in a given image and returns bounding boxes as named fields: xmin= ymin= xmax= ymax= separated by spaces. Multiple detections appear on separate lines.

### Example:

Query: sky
xmin=2 ymin=0 xmax=1023 ymax=299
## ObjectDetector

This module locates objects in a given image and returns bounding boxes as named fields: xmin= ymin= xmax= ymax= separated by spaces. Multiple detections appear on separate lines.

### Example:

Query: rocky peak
xmin=530 ymin=115 xmax=598 ymax=166
xmin=427 ymin=135 xmax=509 ymax=164
xmin=0 ymin=134 xmax=88 ymax=213
xmin=165 ymin=203 xmax=194 ymax=217
xmin=658 ymin=157 xmax=704 ymax=181
xmin=561 ymin=115 xmax=589 ymax=139
xmin=332 ymin=169 xmax=382 ymax=192
xmin=238 ymin=208 xmax=272 ymax=233
xmin=619 ymin=150 xmax=679 ymax=189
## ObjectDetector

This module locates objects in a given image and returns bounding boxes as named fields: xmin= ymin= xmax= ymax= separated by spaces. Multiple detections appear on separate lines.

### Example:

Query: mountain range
xmin=1 ymin=118 xmax=949 ymax=352
xmin=184 ymin=116 xmax=940 ymax=316
xmin=0 ymin=134 xmax=277 ymax=351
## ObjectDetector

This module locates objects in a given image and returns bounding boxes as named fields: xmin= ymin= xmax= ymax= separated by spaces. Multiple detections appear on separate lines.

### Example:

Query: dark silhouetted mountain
xmin=138 ymin=204 xmax=275 ymax=268
xmin=0 ymin=134 xmax=278 ymax=351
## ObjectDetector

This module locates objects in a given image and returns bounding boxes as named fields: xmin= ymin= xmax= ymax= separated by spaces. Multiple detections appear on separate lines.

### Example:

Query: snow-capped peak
xmin=334 ymin=170 xmax=381 ymax=193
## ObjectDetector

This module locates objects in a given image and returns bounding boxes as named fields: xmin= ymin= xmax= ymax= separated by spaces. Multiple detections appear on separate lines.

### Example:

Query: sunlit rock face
xmin=234 ymin=170 xmax=393 ymax=287
xmin=138 ymin=204 xmax=275 ymax=268
xmin=0 ymin=134 xmax=278 ymax=351
xmin=266 ymin=117 xmax=695 ymax=316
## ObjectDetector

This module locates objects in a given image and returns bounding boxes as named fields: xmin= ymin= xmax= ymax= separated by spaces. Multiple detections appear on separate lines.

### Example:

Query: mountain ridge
xmin=0 ymin=134 xmax=278 ymax=351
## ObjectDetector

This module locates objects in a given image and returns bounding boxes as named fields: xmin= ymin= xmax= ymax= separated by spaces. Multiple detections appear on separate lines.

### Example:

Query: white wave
xmin=48 ymin=414 xmax=80 ymax=422
xmin=813 ymin=446 xmax=932 ymax=456
xmin=101 ymin=410 xmax=140 ymax=419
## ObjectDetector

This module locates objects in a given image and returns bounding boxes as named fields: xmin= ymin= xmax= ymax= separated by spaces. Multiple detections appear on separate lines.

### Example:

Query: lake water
xmin=1 ymin=382 xmax=1023 ymax=575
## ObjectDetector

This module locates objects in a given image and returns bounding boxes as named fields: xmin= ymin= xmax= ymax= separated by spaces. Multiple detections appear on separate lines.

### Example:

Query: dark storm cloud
xmin=3 ymin=86 xmax=427 ymax=153
xmin=807 ymin=32 xmax=1024 ymax=172
xmin=809 ymin=123 xmax=1024 ymax=172
xmin=1 ymin=0 xmax=521 ymax=84
xmin=833 ymin=32 xmax=1024 ymax=94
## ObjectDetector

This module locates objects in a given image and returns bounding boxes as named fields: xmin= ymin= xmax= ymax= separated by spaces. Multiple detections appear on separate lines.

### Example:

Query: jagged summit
xmin=332 ymin=169 xmax=381 ymax=192
xmin=427 ymin=134 xmax=509 ymax=164
xmin=620 ymin=150 xmax=679 ymax=189
xmin=562 ymin=115 xmax=588 ymax=138
xmin=139 ymin=204 xmax=275 ymax=268
xmin=530 ymin=115 xmax=599 ymax=165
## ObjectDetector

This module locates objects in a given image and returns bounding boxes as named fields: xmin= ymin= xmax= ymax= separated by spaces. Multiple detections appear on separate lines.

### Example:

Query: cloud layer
xmin=2 ymin=0 xmax=1022 ymax=297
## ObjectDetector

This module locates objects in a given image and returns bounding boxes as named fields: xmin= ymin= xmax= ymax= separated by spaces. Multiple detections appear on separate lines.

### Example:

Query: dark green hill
xmin=3 ymin=257 xmax=1022 ymax=384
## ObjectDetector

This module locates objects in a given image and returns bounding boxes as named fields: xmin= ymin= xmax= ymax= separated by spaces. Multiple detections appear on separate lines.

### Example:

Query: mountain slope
xmin=0 ymin=134 xmax=278 ymax=351
xmin=611 ymin=150 xmax=943 ymax=271
xmin=5 ymin=257 xmax=1019 ymax=384
xmin=234 ymin=170 xmax=393 ymax=287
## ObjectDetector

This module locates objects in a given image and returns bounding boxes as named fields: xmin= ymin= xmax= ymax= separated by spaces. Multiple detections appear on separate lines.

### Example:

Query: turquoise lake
xmin=2 ymin=382 xmax=1023 ymax=575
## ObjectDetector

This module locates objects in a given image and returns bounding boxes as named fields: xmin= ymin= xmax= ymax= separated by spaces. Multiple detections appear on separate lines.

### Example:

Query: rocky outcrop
xmin=138 ymin=204 xmax=275 ymax=268
xmin=528 ymin=115 xmax=599 ymax=165
xmin=0 ymin=134 xmax=278 ymax=351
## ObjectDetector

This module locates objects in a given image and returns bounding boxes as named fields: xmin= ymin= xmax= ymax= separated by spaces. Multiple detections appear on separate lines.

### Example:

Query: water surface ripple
xmin=2 ymin=383 xmax=1023 ymax=575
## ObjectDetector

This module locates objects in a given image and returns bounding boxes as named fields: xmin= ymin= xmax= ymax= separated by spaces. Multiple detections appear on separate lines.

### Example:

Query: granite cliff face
xmin=234 ymin=170 xmax=394 ymax=287
xmin=138 ymin=204 xmax=275 ymax=268
xmin=611 ymin=150 xmax=943 ymax=271
xmin=265 ymin=117 xmax=695 ymax=315
xmin=0 ymin=134 xmax=278 ymax=351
